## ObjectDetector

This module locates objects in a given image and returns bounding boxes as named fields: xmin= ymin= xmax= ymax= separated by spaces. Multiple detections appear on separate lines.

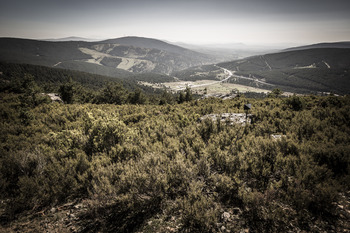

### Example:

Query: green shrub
xmin=283 ymin=95 xmax=305 ymax=111
xmin=178 ymin=180 xmax=219 ymax=232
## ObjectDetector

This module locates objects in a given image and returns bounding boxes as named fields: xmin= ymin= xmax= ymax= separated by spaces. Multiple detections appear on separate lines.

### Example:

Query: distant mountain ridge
xmin=0 ymin=36 xmax=215 ymax=75
xmin=283 ymin=41 xmax=350 ymax=52
xmin=43 ymin=36 xmax=99 ymax=42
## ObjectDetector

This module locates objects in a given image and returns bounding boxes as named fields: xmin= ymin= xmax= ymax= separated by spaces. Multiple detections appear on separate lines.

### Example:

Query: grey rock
xmin=222 ymin=212 xmax=231 ymax=221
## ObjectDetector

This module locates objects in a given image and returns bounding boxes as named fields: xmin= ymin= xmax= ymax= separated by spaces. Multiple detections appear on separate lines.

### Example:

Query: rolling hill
xmin=217 ymin=46 xmax=350 ymax=94
xmin=218 ymin=48 xmax=350 ymax=72
xmin=0 ymin=37 xmax=215 ymax=76
xmin=283 ymin=41 xmax=350 ymax=52
xmin=101 ymin=36 xmax=200 ymax=55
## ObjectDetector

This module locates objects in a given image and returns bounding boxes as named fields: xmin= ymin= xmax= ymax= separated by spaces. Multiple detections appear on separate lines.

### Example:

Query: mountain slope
xmin=0 ymin=37 xmax=215 ymax=76
xmin=0 ymin=38 xmax=91 ymax=66
xmin=283 ymin=41 xmax=350 ymax=52
xmin=101 ymin=36 xmax=196 ymax=55
xmin=216 ymin=47 xmax=350 ymax=94
xmin=219 ymin=48 xmax=350 ymax=71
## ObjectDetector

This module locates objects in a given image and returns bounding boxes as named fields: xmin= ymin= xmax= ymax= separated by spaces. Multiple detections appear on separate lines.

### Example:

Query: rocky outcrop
xmin=42 ymin=93 xmax=63 ymax=103
xmin=200 ymin=113 xmax=253 ymax=125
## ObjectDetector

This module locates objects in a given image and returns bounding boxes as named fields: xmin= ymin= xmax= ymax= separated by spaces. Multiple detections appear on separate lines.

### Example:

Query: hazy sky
xmin=1 ymin=0 xmax=349 ymax=45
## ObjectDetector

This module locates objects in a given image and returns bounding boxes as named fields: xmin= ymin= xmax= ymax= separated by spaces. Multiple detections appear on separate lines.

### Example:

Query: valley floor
xmin=162 ymin=80 xmax=270 ymax=95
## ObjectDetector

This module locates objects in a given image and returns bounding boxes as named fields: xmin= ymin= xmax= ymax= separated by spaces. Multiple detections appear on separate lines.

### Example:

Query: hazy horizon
xmin=1 ymin=0 xmax=350 ymax=46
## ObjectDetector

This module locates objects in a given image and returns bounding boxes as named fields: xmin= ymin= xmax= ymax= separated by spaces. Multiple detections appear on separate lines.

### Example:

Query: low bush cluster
xmin=1 ymin=87 xmax=349 ymax=231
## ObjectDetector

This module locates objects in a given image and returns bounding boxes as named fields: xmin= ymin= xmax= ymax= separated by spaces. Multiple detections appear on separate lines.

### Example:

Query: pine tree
xmin=59 ymin=78 xmax=75 ymax=104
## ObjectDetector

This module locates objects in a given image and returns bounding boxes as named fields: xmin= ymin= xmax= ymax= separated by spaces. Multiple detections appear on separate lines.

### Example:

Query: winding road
xmin=173 ymin=66 xmax=233 ymax=91
xmin=173 ymin=65 xmax=274 ymax=91
xmin=229 ymin=71 xmax=275 ymax=86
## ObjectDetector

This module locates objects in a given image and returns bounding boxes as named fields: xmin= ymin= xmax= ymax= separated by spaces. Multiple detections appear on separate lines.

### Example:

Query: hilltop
xmin=43 ymin=36 xmax=99 ymax=42
xmin=101 ymin=36 xmax=199 ymax=55
xmin=0 ymin=37 xmax=215 ymax=75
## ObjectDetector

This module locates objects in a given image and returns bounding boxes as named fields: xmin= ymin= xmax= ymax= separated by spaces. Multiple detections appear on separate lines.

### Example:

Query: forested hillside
xmin=0 ymin=62 xmax=182 ymax=105
xmin=1 ymin=74 xmax=349 ymax=231
xmin=218 ymin=48 xmax=350 ymax=94
xmin=0 ymin=62 xmax=174 ymax=87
